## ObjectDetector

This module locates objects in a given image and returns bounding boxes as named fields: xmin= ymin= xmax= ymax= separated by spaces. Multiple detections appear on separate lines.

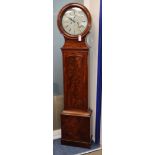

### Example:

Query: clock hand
xmin=67 ymin=17 xmax=75 ymax=23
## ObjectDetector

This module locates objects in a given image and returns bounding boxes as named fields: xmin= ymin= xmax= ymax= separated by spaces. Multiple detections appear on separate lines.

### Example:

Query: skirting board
xmin=75 ymin=147 xmax=102 ymax=155
xmin=53 ymin=129 xmax=61 ymax=140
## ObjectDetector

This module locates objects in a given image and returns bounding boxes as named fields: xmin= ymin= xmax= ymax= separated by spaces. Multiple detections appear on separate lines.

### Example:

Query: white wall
xmin=103 ymin=0 xmax=155 ymax=154
xmin=84 ymin=0 xmax=100 ymax=141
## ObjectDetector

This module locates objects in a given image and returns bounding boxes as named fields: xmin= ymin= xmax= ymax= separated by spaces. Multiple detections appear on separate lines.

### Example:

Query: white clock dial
xmin=62 ymin=7 xmax=88 ymax=35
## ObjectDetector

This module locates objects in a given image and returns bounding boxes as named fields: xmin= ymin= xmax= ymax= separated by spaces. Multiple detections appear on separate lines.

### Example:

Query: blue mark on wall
xmin=95 ymin=0 xmax=102 ymax=144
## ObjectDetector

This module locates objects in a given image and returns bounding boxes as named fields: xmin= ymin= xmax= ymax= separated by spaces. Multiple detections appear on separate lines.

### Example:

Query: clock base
xmin=61 ymin=110 xmax=92 ymax=148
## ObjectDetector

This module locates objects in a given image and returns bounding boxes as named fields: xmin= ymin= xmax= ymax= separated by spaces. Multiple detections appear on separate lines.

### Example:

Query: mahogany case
xmin=57 ymin=3 xmax=92 ymax=148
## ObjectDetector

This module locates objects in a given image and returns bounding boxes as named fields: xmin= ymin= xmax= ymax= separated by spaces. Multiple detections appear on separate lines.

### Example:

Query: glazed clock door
xmin=62 ymin=7 xmax=88 ymax=35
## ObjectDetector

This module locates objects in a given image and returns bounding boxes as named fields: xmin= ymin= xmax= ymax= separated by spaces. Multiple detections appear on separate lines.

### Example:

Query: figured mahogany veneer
xmin=63 ymin=49 xmax=88 ymax=111
xmin=57 ymin=3 xmax=92 ymax=148
xmin=61 ymin=110 xmax=92 ymax=148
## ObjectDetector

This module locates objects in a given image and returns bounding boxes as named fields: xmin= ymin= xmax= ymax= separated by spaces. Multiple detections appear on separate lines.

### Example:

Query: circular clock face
xmin=62 ymin=7 xmax=88 ymax=36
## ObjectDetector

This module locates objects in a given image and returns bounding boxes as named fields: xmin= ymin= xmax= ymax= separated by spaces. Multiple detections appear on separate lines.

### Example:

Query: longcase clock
xmin=57 ymin=3 xmax=92 ymax=148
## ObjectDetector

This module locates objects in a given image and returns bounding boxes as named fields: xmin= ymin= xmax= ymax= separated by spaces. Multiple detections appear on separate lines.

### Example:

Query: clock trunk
xmin=63 ymin=50 xmax=88 ymax=111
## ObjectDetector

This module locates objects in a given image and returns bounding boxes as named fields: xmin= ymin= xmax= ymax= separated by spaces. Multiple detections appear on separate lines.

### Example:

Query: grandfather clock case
xmin=57 ymin=3 xmax=92 ymax=148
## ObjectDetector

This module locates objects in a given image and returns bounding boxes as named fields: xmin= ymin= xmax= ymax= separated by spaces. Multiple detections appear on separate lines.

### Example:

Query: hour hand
xmin=67 ymin=17 xmax=75 ymax=23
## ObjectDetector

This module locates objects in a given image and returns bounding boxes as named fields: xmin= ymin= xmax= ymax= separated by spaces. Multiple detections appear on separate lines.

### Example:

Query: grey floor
xmin=53 ymin=139 xmax=101 ymax=155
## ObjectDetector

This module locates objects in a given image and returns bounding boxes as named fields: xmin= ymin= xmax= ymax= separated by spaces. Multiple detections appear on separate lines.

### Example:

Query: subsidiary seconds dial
xmin=62 ymin=7 xmax=88 ymax=35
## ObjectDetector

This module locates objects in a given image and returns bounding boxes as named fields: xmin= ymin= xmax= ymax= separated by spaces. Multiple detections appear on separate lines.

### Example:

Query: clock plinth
xmin=61 ymin=110 xmax=92 ymax=148
xmin=57 ymin=3 xmax=92 ymax=148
